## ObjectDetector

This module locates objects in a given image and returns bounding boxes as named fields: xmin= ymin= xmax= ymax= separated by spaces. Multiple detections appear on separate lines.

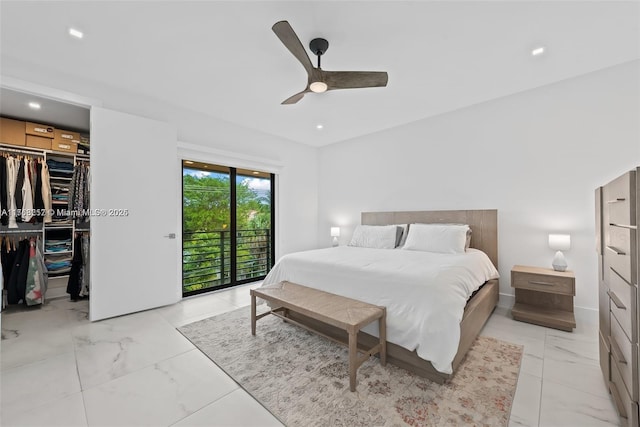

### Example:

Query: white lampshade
xmin=330 ymin=227 xmax=341 ymax=237
xmin=548 ymin=234 xmax=571 ymax=251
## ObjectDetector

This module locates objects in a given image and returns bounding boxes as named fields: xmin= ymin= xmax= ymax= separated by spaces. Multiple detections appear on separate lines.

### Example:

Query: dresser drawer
xmin=610 ymin=358 xmax=639 ymax=427
xmin=610 ymin=289 xmax=637 ymax=344
xmin=511 ymin=271 xmax=574 ymax=295
xmin=599 ymin=330 xmax=610 ymax=383
xmin=605 ymin=244 xmax=633 ymax=285
xmin=604 ymin=172 xmax=635 ymax=225
xmin=608 ymin=267 xmax=637 ymax=340
xmin=610 ymin=314 xmax=638 ymax=400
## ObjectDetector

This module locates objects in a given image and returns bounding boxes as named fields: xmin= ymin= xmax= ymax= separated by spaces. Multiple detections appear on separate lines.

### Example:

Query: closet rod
xmin=0 ymin=145 xmax=46 ymax=157
xmin=0 ymin=229 xmax=44 ymax=235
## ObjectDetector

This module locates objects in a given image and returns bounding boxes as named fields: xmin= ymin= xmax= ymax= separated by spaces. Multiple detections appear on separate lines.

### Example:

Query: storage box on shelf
xmin=0 ymin=117 xmax=26 ymax=146
xmin=25 ymin=121 xmax=55 ymax=139
xmin=1 ymin=116 xmax=85 ymax=154
xmin=596 ymin=167 xmax=639 ymax=427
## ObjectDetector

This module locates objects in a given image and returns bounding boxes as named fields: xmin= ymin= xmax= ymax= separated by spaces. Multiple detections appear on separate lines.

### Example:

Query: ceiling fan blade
xmin=272 ymin=21 xmax=314 ymax=75
xmin=281 ymin=89 xmax=309 ymax=105
xmin=323 ymin=71 xmax=389 ymax=90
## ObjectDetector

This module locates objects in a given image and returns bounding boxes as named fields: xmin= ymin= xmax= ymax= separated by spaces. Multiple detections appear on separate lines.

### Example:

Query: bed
xmin=260 ymin=209 xmax=499 ymax=383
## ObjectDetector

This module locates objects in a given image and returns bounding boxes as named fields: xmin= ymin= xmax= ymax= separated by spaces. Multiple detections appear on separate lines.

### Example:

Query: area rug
xmin=178 ymin=307 xmax=523 ymax=427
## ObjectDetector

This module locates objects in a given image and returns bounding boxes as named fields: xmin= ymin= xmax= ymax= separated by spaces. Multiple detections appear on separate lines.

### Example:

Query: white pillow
xmin=402 ymin=223 xmax=470 ymax=254
xmin=348 ymin=225 xmax=400 ymax=249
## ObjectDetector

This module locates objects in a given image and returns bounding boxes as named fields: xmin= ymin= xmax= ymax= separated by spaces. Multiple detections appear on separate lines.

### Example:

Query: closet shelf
xmin=44 ymin=250 xmax=72 ymax=255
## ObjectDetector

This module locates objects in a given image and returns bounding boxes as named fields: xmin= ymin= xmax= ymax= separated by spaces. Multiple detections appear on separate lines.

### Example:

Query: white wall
xmin=318 ymin=60 xmax=640 ymax=311
xmin=1 ymin=60 xmax=320 ymax=259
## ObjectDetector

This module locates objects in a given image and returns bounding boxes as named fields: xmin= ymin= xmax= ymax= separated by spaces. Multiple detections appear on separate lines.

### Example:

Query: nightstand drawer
xmin=512 ymin=271 xmax=574 ymax=295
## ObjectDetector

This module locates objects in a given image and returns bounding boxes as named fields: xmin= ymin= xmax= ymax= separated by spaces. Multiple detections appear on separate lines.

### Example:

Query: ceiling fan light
xmin=309 ymin=81 xmax=328 ymax=93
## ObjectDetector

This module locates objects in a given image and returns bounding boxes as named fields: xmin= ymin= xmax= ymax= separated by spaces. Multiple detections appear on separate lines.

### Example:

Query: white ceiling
xmin=1 ymin=1 xmax=638 ymax=147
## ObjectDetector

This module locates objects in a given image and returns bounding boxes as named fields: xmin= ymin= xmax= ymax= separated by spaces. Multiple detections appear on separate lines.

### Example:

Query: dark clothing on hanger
xmin=66 ymin=235 xmax=84 ymax=300
xmin=14 ymin=159 xmax=24 ymax=223
xmin=1 ymin=242 xmax=16 ymax=286
xmin=7 ymin=239 xmax=30 ymax=304
xmin=0 ymin=157 xmax=7 ymax=226
xmin=34 ymin=161 xmax=45 ymax=222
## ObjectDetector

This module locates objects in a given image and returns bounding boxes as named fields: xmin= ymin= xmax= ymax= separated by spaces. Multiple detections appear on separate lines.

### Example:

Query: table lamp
xmin=331 ymin=227 xmax=340 ymax=247
xmin=548 ymin=234 xmax=571 ymax=272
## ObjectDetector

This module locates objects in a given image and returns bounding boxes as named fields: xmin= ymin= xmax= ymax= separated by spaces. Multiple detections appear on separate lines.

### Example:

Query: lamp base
xmin=332 ymin=236 xmax=339 ymax=247
xmin=552 ymin=250 xmax=568 ymax=272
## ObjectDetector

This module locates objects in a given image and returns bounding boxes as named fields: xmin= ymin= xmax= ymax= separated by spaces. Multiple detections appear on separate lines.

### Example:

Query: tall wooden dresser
xmin=596 ymin=167 xmax=639 ymax=427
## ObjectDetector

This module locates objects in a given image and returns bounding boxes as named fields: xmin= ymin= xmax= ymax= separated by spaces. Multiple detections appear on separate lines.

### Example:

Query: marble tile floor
xmin=0 ymin=285 xmax=619 ymax=427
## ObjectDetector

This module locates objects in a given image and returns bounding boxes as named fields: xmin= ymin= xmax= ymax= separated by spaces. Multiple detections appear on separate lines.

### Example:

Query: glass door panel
xmin=182 ymin=161 xmax=231 ymax=294
xmin=182 ymin=162 xmax=274 ymax=296
xmin=236 ymin=169 xmax=273 ymax=283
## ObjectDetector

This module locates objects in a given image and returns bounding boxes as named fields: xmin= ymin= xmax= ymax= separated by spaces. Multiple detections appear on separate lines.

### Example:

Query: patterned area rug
xmin=178 ymin=307 xmax=523 ymax=427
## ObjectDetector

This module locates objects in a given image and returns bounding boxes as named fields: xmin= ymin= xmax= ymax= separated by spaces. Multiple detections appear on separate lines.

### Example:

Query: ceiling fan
xmin=272 ymin=20 xmax=389 ymax=105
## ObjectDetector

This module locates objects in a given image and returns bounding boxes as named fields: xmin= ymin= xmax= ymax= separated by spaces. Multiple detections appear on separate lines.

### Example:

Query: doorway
xmin=182 ymin=160 xmax=275 ymax=296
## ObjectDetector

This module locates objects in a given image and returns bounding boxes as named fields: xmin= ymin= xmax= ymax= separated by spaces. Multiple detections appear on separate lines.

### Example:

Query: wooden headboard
xmin=361 ymin=209 xmax=498 ymax=269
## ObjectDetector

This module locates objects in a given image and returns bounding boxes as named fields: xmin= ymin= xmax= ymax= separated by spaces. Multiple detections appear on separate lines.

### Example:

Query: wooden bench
xmin=250 ymin=281 xmax=387 ymax=392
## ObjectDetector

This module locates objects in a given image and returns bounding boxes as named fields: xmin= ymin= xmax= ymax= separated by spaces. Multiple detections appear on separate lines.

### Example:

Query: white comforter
xmin=261 ymin=246 xmax=499 ymax=374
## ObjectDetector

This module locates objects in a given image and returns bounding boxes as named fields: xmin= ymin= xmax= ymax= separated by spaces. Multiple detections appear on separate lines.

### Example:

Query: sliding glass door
xmin=182 ymin=161 xmax=274 ymax=296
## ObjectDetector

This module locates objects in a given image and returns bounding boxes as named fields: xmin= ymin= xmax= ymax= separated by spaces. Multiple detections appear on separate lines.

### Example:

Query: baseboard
xmin=498 ymin=292 xmax=598 ymax=324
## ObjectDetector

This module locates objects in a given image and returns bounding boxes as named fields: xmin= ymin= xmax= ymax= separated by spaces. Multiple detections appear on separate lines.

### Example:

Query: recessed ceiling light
xmin=185 ymin=161 xmax=194 ymax=164
xmin=531 ymin=46 xmax=545 ymax=56
xmin=252 ymin=171 xmax=260 ymax=175
xmin=28 ymin=102 xmax=41 ymax=110
xmin=69 ymin=28 xmax=84 ymax=39
xmin=316 ymin=124 xmax=324 ymax=130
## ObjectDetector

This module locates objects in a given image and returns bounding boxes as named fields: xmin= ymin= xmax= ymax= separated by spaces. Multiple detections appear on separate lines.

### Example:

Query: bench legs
xmin=250 ymin=291 xmax=256 ymax=336
xmin=348 ymin=331 xmax=357 ymax=392
xmin=379 ymin=309 xmax=387 ymax=366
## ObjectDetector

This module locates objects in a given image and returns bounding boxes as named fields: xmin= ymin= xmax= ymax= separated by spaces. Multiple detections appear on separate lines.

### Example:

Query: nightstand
xmin=511 ymin=265 xmax=576 ymax=331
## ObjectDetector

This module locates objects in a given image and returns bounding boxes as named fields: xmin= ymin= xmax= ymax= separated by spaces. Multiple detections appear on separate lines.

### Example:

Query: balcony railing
xmin=182 ymin=228 xmax=272 ymax=294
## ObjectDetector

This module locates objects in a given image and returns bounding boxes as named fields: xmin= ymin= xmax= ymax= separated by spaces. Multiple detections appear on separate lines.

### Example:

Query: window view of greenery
xmin=182 ymin=163 xmax=273 ymax=295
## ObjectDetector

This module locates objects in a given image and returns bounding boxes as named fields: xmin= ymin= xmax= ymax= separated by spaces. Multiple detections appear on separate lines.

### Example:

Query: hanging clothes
xmin=79 ymin=233 xmax=89 ymax=297
xmin=0 ymin=156 xmax=7 ymax=226
xmin=21 ymin=158 xmax=34 ymax=223
xmin=67 ymin=234 xmax=84 ymax=300
xmin=41 ymin=161 xmax=52 ymax=223
xmin=25 ymin=237 xmax=46 ymax=306
xmin=6 ymin=239 xmax=30 ymax=304
xmin=14 ymin=159 xmax=24 ymax=223
xmin=69 ymin=163 xmax=90 ymax=222
xmin=33 ymin=160 xmax=45 ymax=223
xmin=2 ymin=235 xmax=47 ymax=306
xmin=6 ymin=157 xmax=19 ymax=228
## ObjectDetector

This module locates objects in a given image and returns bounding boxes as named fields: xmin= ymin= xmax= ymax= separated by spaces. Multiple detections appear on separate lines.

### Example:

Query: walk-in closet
xmin=0 ymin=88 xmax=91 ymax=313
xmin=0 ymin=84 xmax=180 ymax=322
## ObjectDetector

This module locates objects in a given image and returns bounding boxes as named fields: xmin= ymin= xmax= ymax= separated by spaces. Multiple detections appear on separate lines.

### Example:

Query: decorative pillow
xmin=348 ymin=225 xmax=400 ymax=249
xmin=402 ymin=223 xmax=470 ymax=254
xmin=392 ymin=224 xmax=409 ymax=247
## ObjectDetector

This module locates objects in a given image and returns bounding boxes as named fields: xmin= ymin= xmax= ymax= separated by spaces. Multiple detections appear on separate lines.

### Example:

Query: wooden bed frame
xmin=287 ymin=209 xmax=498 ymax=384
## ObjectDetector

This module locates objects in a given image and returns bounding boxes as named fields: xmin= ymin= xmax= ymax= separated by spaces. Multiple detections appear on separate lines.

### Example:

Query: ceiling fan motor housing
xmin=309 ymin=38 xmax=329 ymax=56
